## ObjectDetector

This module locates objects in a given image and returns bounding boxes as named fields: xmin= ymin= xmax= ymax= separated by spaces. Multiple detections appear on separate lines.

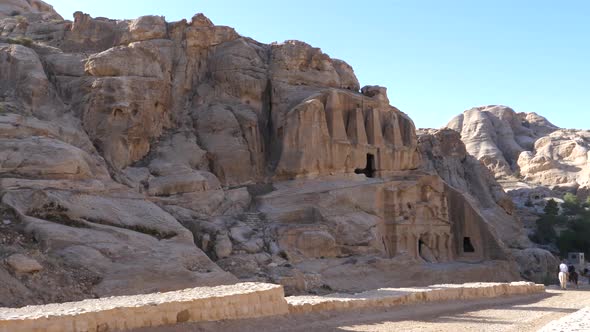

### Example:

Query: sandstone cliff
xmin=418 ymin=129 xmax=558 ymax=283
xmin=447 ymin=105 xmax=589 ymax=194
xmin=0 ymin=1 xmax=526 ymax=306
xmin=442 ymin=105 xmax=589 ymax=281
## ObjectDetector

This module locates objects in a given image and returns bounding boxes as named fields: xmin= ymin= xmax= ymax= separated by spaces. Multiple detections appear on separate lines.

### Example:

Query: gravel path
xmin=136 ymin=285 xmax=590 ymax=332
xmin=538 ymin=306 xmax=590 ymax=332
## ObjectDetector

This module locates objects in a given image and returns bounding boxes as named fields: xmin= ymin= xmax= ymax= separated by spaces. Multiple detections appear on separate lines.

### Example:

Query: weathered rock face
xmin=0 ymin=0 xmax=61 ymax=19
xmin=275 ymin=89 xmax=420 ymax=178
xmin=445 ymin=105 xmax=589 ymax=210
xmin=439 ymin=106 xmax=589 ymax=283
xmin=518 ymin=129 xmax=590 ymax=189
xmin=418 ymin=129 xmax=558 ymax=282
xmin=511 ymin=248 xmax=559 ymax=284
xmin=447 ymin=106 xmax=557 ymax=176
xmin=418 ymin=129 xmax=523 ymax=244
xmin=0 ymin=5 xmax=524 ymax=306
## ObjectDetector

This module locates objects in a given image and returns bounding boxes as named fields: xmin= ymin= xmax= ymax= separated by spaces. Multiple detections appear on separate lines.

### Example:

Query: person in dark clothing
xmin=568 ymin=265 xmax=579 ymax=288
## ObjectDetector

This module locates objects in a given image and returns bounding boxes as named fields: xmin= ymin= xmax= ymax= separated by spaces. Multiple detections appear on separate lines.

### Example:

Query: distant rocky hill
xmin=442 ymin=105 xmax=589 ymax=261
xmin=0 ymin=1 xmax=552 ymax=307
xmin=446 ymin=105 xmax=589 ymax=199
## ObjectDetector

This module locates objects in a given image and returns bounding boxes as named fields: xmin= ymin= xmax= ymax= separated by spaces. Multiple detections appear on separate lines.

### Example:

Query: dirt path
xmin=137 ymin=286 xmax=590 ymax=332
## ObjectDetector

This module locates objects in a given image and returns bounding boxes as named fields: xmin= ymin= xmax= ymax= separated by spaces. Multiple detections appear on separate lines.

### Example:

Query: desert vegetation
xmin=532 ymin=194 xmax=590 ymax=256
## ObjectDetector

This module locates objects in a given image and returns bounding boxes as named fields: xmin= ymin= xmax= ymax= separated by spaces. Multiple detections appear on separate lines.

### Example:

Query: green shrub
xmin=544 ymin=199 xmax=559 ymax=216
xmin=557 ymin=220 xmax=590 ymax=257
xmin=564 ymin=192 xmax=579 ymax=204
xmin=562 ymin=193 xmax=583 ymax=216
xmin=533 ymin=192 xmax=590 ymax=256
xmin=533 ymin=215 xmax=558 ymax=244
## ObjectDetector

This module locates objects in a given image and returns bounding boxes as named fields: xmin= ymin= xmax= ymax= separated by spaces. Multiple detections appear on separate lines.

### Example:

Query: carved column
xmin=346 ymin=108 xmax=368 ymax=145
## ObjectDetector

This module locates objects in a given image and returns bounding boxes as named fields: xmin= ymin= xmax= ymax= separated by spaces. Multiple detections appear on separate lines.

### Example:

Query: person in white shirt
xmin=558 ymin=261 xmax=569 ymax=289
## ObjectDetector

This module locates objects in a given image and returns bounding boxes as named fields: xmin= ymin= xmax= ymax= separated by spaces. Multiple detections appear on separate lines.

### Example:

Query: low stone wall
xmin=0 ymin=281 xmax=544 ymax=332
xmin=0 ymin=283 xmax=288 ymax=332
xmin=287 ymin=281 xmax=545 ymax=314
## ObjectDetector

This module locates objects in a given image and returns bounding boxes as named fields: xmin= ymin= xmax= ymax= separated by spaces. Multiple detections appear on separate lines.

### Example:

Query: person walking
xmin=558 ymin=261 xmax=569 ymax=290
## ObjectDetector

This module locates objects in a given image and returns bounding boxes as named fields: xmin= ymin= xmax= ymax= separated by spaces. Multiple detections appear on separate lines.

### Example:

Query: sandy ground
xmin=539 ymin=306 xmax=590 ymax=332
xmin=136 ymin=285 xmax=590 ymax=332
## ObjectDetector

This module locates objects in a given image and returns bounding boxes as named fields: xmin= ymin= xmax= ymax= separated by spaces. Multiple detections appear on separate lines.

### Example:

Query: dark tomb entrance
xmin=463 ymin=237 xmax=475 ymax=253
xmin=354 ymin=153 xmax=376 ymax=178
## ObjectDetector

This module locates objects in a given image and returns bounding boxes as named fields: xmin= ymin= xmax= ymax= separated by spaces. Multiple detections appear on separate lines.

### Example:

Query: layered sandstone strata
xmin=0 ymin=0 xmax=532 ymax=306
xmin=446 ymin=105 xmax=558 ymax=178
xmin=418 ymin=129 xmax=558 ymax=283
xmin=447 ymin=105 xmax=589 ymax=193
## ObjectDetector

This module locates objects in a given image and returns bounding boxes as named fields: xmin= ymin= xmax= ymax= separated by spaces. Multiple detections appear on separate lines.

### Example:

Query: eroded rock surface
xmin=418 ymin=128 xmax=526 ymax=242
xmin=418 ymin=128 xmax=557 ymax=283
xmin=5 ymin=254 xmax=43 ymax=274
xmin=517 ymin=129 xmax=590 ymax=189
xmin=446 ymin=105 xmax=558 ymax=178
xmin=0 ymin=3 xmax=532 ymax=307
xmin=446 ymin=105 xmax=589 ymax=194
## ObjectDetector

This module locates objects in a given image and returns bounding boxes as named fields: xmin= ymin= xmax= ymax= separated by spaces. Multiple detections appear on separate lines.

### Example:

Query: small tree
xmin=544 ymin=199 xmax=559 ymax=216
xmin=534 ymin=215 xmax=558 ymax=244
xmin=557 ymin=217 xmax=590 ymax=257
xmin=532 ymin=199 xmax=568 ymax=244
xmin=562 ymin=193 xmax=582 ymax=216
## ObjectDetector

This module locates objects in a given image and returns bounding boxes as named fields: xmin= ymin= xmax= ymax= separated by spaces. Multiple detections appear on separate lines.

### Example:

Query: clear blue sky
xmin=49 ymin=0 xmax=590 ymax=129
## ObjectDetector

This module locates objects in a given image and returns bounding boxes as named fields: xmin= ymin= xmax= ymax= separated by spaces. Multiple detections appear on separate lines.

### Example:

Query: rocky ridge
xmin=0 ymin=1 xmax=541 ymax=307
xmin=443 ymin=105 xmax=589 ymax=261
xmin=447 ymin=105 xmax=589 ymax=194
xmin=417 ymin=129 xmax=558 ymax=282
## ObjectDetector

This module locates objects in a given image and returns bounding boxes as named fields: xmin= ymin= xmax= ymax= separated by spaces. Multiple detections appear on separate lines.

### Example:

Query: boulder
xmin=126 ymin=15 xmax=167 ymax=42
xmin=85 ymin=40 xmax=173 ymax=78
xmin=0 ymin=137 xmax=108 ymax=180
xmin=361 ymin=85 xmax=389 ymax=104
xmin=512 ymin=248 xmax=559 ymax=284
xmin=214 ymin=234 xmax=233 ymax=259
xmin=5 ymin=254 xmax=43 ymax=273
